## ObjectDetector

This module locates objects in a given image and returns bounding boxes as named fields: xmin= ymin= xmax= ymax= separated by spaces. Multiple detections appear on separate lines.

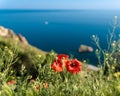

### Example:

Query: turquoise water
xmin=0 ymin=10 xmax=120 ymax=65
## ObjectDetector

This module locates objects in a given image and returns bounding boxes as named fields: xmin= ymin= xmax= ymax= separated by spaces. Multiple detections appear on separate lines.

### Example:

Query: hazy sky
xmin=0 ymin=0 xmax=120 ymax=10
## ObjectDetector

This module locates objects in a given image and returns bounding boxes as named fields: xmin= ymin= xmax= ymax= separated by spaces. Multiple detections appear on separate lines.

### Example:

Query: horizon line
xmin=0 ymin=8 xmax=120 ymax=11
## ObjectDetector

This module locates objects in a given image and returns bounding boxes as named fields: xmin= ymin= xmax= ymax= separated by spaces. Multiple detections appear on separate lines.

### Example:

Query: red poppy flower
xmin=57 ymin=54 xmax=69 ymax=59
xmin=51 ymin=59 xmax=63 ymax=72
xmin=51 ymin=54 xmax=69 ymax=72
xmin=66 ymin=59 xmax=82 ymax=74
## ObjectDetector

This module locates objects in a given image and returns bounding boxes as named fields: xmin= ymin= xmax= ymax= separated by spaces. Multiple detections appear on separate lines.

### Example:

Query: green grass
xmin=0 ymin=17 xmax=120 ymax=96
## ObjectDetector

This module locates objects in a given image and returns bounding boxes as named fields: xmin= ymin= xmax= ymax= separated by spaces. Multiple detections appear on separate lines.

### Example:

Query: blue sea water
xmin=0 ymin=10 xmax=120 ymax=65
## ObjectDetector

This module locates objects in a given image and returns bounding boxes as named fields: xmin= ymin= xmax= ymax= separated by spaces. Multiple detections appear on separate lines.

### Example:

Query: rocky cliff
xmin=0 ymin=26 xmax=28 ymax=45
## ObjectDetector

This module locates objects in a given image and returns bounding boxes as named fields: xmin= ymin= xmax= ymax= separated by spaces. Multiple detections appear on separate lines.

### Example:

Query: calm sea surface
xmin=0 ymin=10 xmax=120 ymax=65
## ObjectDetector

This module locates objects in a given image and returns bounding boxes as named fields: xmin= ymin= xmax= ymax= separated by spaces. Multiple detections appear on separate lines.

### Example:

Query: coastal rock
xmin=78 ymin=44 xmax=93 ymax=53
xmin=8 ymin=29 xmax=16 ymax=38
xmin=17 ymin=34 xmax=28 ymax=45
xmin=87 ymin=64 xmax=99 ymax=71
xmin=0 ymin=26 xmax=8 ymax=36
xmin=0 ymin=26 xmax=28 ymax=45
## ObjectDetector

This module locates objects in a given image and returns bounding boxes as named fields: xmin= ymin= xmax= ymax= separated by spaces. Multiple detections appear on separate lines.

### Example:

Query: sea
xmin=0 ymin=10 xmax=120 ymax=65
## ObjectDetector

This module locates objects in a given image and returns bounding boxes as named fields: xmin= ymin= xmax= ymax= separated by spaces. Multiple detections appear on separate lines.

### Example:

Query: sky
xmin=0 ymin=0 xmax=120 ymax=10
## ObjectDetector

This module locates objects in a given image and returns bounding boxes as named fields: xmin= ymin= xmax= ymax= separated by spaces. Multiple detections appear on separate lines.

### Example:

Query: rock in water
xmin=78 ymin=44 xmax=93 ymax=53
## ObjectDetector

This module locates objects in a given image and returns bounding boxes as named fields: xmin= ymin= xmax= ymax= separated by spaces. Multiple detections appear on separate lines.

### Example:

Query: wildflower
xmin=107 ymin=76 xmax=110 ymax=81
xmin=51 ymin=59 xmax=63 ymax=72
xmin=111 ymin=66 xmax=115 ymax=70
xmin=43 ymin=82 xmax=48 ymax=89
xmin=37 ymin=54 xmax=42 ymax=58
xmin=35 ymin=85 xmax=40 ymax=90
xmin=57 ymin=54 xmax=69 ymax=59
xmin=8 ymin=50 xmax=13 ymax=55
xmin=51 ymin=54 xmax=69 ymax=72
xmin=50 ymin=51 xmax=55 ymax=55
xmin=113 ymin=72 xmax=120 ymax=78
xmin=83 ymin=60 xmax=87 ymax=63
xmin=112 ymin=42 xmax=116 ymax=47
xmin=7 ymin=80 xmax=15 ymax=85
xmin=113 ymin=73 xmax=118 ymax=77
xmin=66 ymin=59 xmax=82 ymax=74
xmin=4 ymin=46 xmax=8 ymax=49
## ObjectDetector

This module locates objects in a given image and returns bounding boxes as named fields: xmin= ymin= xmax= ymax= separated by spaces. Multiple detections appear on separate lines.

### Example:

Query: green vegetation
xmin=0 ymin=17 xmax=120 ymax=96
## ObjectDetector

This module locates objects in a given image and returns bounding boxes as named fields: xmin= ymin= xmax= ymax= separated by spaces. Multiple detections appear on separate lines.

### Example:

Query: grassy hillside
xmin=0 ymin=23 xmax=120 ymax=95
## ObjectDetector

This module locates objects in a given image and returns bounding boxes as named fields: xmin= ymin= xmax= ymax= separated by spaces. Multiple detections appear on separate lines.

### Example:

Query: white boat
xmin=44 ymin=21 xmax=48 ymax=25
